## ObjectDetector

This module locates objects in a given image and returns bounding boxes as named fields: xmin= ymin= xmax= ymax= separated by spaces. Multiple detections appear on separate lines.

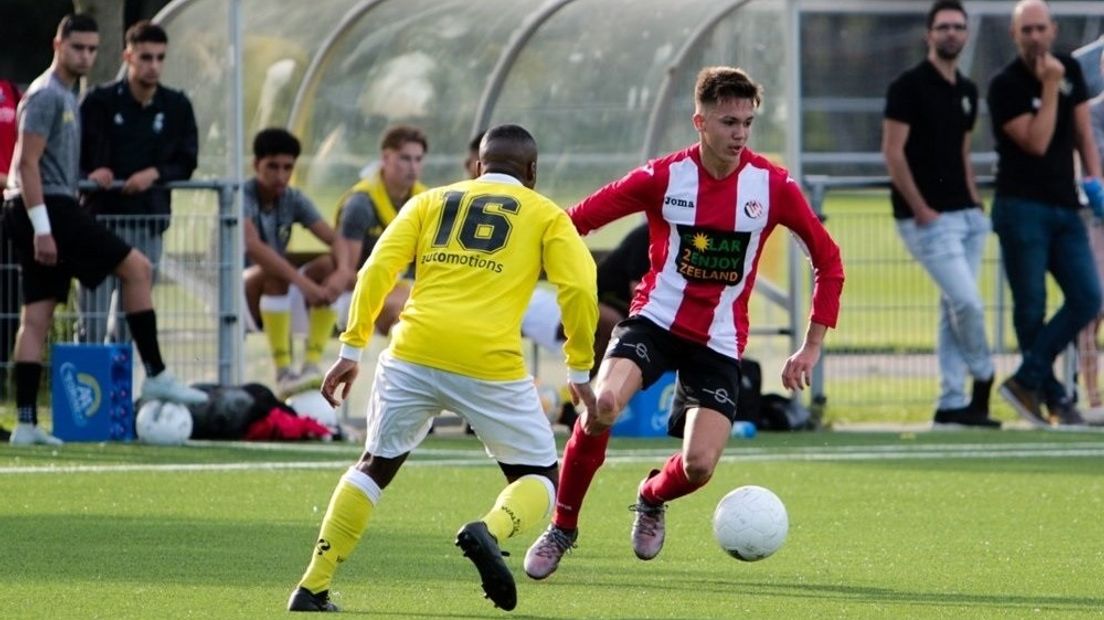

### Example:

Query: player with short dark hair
xmin=241 ymin=127 xmax=347 ymax=397
xmin=287 ymin=124 xmax=598 ymax=612
xmin=78 ymin=18 xmax=198 ymax=344
xmin=1 ymin=14 xmax=205 ymax=446
xmin=524 ymin=66 xmax=844 ymax=578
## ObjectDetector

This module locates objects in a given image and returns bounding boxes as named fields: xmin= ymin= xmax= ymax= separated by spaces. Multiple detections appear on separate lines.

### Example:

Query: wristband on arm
xmin=27 ymin=203 xmax=51 ymax=235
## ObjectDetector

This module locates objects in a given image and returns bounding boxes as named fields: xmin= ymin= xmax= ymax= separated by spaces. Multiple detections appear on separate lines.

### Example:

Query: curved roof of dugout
xmin=150 ymin=0 xmax=1104 ymax=216
xmin=150 ymin=0 xmax=796 ymax=226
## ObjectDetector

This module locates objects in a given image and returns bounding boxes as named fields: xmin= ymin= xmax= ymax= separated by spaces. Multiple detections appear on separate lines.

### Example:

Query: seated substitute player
xmin=299 ymin=125 xmax=428 ymax=337
xmin=286 ymin=124 xmax=599 ymax=613
xmin=524 ymin=66 xmax=845 ymax=578
xmin=241 ymin=128 xmax=349 ymax=397
xmin=2 ymin=14 xmax=206 ymax=446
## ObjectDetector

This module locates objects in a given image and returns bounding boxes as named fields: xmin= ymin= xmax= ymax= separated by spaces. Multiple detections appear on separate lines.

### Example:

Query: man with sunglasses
xmin=77 ymin=19 xmax=198 ymax=344
xmin=882 ymin=0 xmax=999 ymax=429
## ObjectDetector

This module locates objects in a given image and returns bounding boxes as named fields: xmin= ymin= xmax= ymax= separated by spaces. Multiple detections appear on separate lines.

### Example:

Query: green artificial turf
xmin=2 ymin=431 xmax=1102 ymax=619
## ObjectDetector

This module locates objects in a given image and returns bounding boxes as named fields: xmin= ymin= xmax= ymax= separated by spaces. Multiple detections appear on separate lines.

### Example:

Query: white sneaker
xmin=1082 ymin=406 xmax=1104 ymax=426
xmin=10 ymin=423 xmax=63 ymax=446
xmin=141 ymin=371 xmax=208 ymax=405
xmin=282 ymin=364 xmax=324 ymax=397
xmin=276 ymin=367 xmax=300 ymax=400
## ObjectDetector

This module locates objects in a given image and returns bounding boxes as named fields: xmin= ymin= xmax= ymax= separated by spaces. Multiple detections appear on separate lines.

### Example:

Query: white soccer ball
xmin=712 ymin=485 xmax=789 ymax=561
xmin=135 ymin=400 xmax=193 ymax=445
xmin=286 ymin=389 xmax=338 ymax=430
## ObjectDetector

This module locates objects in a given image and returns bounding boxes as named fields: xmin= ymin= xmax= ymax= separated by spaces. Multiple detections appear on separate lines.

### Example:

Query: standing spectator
xmin=989 ymin=0 xmax=1104 ymax=427
xmin=0 ymin=77 xmax=20 ymax=412
xmin=524 ymin=66 xmax=844 ymax=579
xmin=1076 ymin=49 xmax=1104 ymax=423
xmin=78 ymin=20 xmax=198 ymax=344
xmin=882 ymin=0 xmax=999 ymax=428
xmin=2 ymin=14 xmax=205 ymax=446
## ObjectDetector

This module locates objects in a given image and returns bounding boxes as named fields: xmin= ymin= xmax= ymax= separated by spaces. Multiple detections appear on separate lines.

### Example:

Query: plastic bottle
xmin=731 ymin=420 xmax=757 ymax=439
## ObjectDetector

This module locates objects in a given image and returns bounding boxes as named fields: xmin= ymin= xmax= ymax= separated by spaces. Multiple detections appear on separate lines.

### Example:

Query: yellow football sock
xmin=299 ymin=469 xmax=380 ymax=594
xmin=260 ymin=294 xmax=292 ymax=370
xmin=305 ymin=306 xmax=337 ymax=365
xmin=481 ymin=474 xmax=555 ymax=542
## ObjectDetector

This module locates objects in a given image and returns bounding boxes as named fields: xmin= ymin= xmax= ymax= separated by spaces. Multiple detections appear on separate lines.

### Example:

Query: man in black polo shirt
xmin=989 ymin=0 xmax=1104 ymax=427
xmin=78 ymin=20 xmax=198 ymax=344
xmin=883 ymin=0 xmax=998 ymax=429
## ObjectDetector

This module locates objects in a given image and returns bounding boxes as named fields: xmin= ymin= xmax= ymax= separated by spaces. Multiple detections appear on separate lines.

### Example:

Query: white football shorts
xmin=364 ymin=351 xmax=557 ymax=466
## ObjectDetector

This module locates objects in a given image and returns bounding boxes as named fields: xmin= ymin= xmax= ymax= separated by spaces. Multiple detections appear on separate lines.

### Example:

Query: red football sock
xmin=551 ymin=419 xmax=611 ymax=530
xmin=641 ymin=453 xmax=707 ymax=505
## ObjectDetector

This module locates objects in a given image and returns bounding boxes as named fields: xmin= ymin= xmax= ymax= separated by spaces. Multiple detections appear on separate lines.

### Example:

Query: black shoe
xmin=455 ymin=521 xmax=517 ymax=611
xmin=998 ymin=378 xmax=1048 ymax=427
xmin=287 ymin=587 xmax=339 ymax=612
xmin=932 ymin=406 xmax=1001 ymax=429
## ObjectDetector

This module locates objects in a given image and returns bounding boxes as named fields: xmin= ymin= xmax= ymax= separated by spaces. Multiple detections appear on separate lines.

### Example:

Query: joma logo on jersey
xmin=664 ymin=196 xmax=695 ymax=208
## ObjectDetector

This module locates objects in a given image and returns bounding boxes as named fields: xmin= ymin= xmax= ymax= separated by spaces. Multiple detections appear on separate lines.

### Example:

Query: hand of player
xmin=321 ymin=358 xmax=358 ymax=407
xmin=301 ymin=280 xmax=333 ymax=306
xmin=569 ymin=380 xmax=597 ymax=414
xmin=33 ymin=233 xmax=58 ymax=266
xmin=782 ymin=342 xmax=822 ymax=391
xmin=122 ymin=167 xmax=159 ymax=194
xmin=1034 ymin=53 xmax=1065 ymax=83
xmin=88 ymin=167 xmax=114 ymax=189
xmin=322 ymin=271 xmax=348 ymax=300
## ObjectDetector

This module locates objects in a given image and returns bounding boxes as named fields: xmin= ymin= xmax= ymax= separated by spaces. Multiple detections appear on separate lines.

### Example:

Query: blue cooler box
xmin=612 ymin=372 xmax=676 ymax=437
xmin=51 ymin=344 xmax=135 ymax=441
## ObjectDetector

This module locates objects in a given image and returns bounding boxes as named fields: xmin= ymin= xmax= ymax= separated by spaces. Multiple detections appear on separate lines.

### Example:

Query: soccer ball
xmin=135 ymin=400 xmax=193 ymax=445
xmin=712 ymin=485 xmax=788 ymax=561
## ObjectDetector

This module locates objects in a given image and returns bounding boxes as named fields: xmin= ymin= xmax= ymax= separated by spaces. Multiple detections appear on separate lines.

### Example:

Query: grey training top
xmin=5 ymin=70 xmax=81 ymax=198
xmin=338 ymin=191 xmax=379 ymax=240
xmin=242 ymin=178 xmax=322 ymax=258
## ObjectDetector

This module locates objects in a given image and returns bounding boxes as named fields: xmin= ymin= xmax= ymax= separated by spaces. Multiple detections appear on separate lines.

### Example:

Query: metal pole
xmin=217 ymin=183 xmax=238 ymax=385
xmin=226 ymin=0 xmax=245 ymax=385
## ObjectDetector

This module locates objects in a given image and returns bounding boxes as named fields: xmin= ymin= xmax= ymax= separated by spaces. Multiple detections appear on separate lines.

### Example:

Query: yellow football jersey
xmin=341 ymin=173 xmax=598 ymax=381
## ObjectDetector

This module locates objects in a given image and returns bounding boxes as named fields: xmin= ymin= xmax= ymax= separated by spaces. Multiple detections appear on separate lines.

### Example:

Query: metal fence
xmin=0 ymin=180 xmax=242 ymax=402
xmin=4 ymin=175 xmax=1078 ymax=422
xmin=805 ymin=175 xmax=1078 ymax=418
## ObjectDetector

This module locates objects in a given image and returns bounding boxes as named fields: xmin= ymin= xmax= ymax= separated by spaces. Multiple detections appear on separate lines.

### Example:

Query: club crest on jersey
xmin=961 ymin=96 xmax=971 ymax=116
xmin=743 ymin=199 xmax=763 ymax=219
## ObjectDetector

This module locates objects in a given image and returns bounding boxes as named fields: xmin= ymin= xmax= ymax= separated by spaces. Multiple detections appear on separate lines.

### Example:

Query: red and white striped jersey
xmin=569 ymin=144 xmax=844 ymax=360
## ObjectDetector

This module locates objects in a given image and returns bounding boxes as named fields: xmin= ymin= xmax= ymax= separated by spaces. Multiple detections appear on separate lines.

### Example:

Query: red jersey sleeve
xmin=772 ymin=173 xmax=844 ymax=328
xmin=568 ymin=162 xmax=663 ymax=235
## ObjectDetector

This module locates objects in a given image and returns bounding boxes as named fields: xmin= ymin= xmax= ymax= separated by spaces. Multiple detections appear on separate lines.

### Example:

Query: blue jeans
xmin=898 ymin=208 xmax=994 ymax=409
xmin=991 ymin=197 xmax=1102 ymax=400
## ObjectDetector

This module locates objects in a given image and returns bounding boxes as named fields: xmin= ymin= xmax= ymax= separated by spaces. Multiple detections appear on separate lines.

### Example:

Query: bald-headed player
xmin=287 ymin=124 xmax=598 ymax=613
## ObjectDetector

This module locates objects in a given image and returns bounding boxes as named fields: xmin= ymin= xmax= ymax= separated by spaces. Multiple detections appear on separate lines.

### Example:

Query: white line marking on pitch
xmin=3 ymin=442 xmax=1104 ymax=474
